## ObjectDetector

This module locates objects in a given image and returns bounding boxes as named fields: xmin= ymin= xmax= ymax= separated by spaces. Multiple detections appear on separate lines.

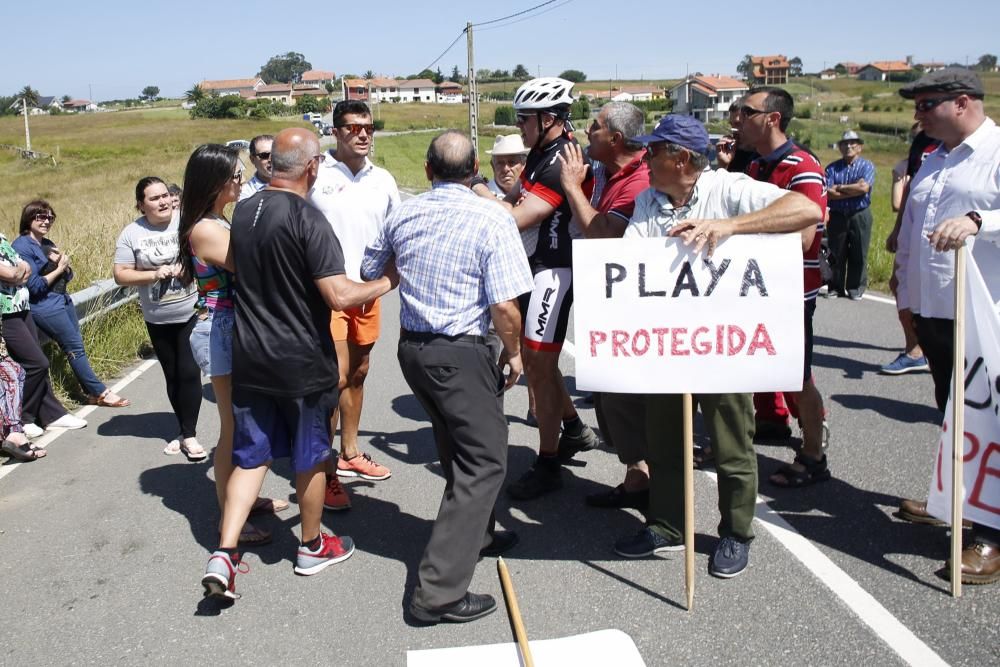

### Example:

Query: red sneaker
xmin=294 ymin=533 xmax=355 ymax=575
xmin=336 ymin=452 xmax=392 ymax=481
xmin=202 ymin=551 xmax=249 ymax=600
xmin=323 ymin=475 xmax=352 ymax=511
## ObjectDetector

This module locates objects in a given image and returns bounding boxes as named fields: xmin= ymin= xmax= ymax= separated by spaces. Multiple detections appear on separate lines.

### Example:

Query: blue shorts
xmin=190 ymin=309 xmax=234 ymax=377
xmin=231 ymin=386 xmax=337 ymax=474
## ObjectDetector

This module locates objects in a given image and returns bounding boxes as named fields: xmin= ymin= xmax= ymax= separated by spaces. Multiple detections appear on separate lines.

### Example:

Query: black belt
xmin=400 ymin=329 xmax=487 ymax=345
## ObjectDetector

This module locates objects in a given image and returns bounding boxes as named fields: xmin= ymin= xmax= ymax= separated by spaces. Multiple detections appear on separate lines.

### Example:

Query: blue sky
xmin=5 ymin=0 xmax=998 ymax=100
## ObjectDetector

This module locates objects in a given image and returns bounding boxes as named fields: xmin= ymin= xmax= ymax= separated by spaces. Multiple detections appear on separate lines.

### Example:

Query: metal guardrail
xmin=36 ymin=279 xmax=137 ymax=344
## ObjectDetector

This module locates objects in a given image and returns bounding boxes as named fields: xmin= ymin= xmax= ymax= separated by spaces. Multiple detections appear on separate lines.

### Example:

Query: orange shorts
xmin=330 ymin=298 xmax=381 ymax=346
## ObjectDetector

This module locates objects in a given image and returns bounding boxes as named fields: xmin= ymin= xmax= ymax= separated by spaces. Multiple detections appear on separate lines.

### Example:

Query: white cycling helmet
xmin=513 ymin=77 xmax=576 ymax=112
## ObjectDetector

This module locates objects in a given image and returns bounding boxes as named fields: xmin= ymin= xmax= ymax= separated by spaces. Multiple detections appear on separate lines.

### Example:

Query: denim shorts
xmin=189 ymin=308 xmax=234 ymax=377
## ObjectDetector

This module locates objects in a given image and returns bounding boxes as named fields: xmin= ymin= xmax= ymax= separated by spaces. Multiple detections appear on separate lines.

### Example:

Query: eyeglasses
xmin=253 ymin=151 xmax=271 ymax=160
xmin=588 ymin=119 xmax=604 ymax=133
xmin=33 ymin=213 xmax=55 ymax=222
xmin=337 ymin=123 xmax=375 ymax=136
xmin=737 ymin=106 xmax=767 ymax=118
xmin=515 ymin=113 xmax=533 ymax=125
xmin=914 ymin=96 xmax=958 ymax=113
xmin=645 ymin=142 xmax=670 ymax=158
xmin=310 ymin=154 xmax=326 ymax=165
xmin=232 ymin=171 xmax=244 ymax=183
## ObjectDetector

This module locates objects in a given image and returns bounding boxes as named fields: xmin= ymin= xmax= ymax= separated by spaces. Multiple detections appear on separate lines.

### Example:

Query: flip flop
xmin=88 ymin=391 xmax=131 ymax=408
xmin=249 ymin=497 xmax=290 ymax=517
xmin=218 ymin=522 xmax=273 ymax=546
xmin=1 ymin=439 xmax=47 ymax=462
xmin=181 ymin=439 xmax=208 ymax=462
xmin=163 ymin=438 xmax=182 ymax=455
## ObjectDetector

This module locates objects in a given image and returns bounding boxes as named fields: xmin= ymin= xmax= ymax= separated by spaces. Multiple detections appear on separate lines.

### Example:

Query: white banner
xmin=927 ymin=256 xmax=1000 ymax=530
xmin=572 ymin=235 xmax=804 ymax=394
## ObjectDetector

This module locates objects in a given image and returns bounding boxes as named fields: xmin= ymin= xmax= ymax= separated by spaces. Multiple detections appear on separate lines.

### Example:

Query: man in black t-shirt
xmin=201 ymin=128 xmax=395 ymax=601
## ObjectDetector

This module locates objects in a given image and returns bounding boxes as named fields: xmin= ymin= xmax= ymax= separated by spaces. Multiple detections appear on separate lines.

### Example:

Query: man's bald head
xmin=272 ymin=127 xmax=321 ymax=180
xmin=425 ymin=130 xmax=477 ymax=183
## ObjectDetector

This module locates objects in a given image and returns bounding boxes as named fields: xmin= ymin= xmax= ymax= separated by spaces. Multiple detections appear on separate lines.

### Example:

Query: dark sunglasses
xmin=337 ymin=123 xmax=375 ymax=136
xmin=914 ymin=96 xmax=958 ymax=113
xmin=515 ymin=112 xmax=533 ymax=124
xmin=253 ymin=151 xmax=271 ymax=160
xmin=737 ymin=106 xmax=767 ymax=118
xmin=34 ymin=213 xmax=56 ymax=222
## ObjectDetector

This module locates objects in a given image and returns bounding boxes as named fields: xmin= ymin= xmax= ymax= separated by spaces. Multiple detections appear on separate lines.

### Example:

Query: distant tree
xmin=736 ymin=55 xmax=754 ymax=80
xmin=141 ymin=86 xmax=160 ymax=101
xmin=570 ymin=96 xmax=590 ymax=120
xmin=559 ymin=69 xmax=587 ymax=83
xmin=476 ymin=68 xmax=492 ymax=81
xmin=494 ymin=105 xmax=515 ymax=125
xmin=61 ymin=94 xmax=72 ymax=104
xmin=294 ymin=94 xmax=330 ymax=114
xmin=189 ymin=95 xmax=247 ymax=119
xmin=978 ymin=54 xmax=998 ymax=71
xmin=513 ymin=64 xmax=530 ymax=79
xmin=184 ymin=85 xmax=205 ymax=103
xmin=789 ymin=57 xmax=803 ymax=77
xmin=434 ymin=67 xmax=444 ymax=84
xmin=363 ymin=69 xmax=375 ymax=80
xmin=18 ymin=85 xmax=39 ymax=107
xmin=258 ymin=52 xmax=312 ymax=84
xmin=834 ymin=63 xmax=848 ymax=75
xmin=410 ymin=68 xmax=438 ymax=80
xmin=324 ymin=82 xmax=335 ymax=93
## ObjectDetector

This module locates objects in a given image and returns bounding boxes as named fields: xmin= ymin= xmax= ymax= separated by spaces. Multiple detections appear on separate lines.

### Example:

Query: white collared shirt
xmin=624 ymin=168 xmax=787 ymax=238
xmin=308 ymin=155 xmax=400 ymax=281
xmin=238 ymin=174 xmax=268 ymax=201
xmin=896 ymin=118 xmax=1000 ymax=318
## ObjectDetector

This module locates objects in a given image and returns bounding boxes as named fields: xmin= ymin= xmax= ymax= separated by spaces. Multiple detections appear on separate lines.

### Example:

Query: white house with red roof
xmin=200 ymin=77 xmax=265 ymax=96
xmin=398 ymin=79 xmax=437 ymax=103
xmin=669 ymin=75 xmax=749 ymax=122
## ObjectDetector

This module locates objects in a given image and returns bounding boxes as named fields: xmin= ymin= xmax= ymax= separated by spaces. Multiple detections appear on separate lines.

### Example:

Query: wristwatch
xmin=966 ymin=211 xmax=983 ymax=231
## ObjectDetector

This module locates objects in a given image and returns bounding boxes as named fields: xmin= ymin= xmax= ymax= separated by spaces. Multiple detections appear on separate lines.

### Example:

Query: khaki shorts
xmin=330 ymin=298 xmax=381 ymax=346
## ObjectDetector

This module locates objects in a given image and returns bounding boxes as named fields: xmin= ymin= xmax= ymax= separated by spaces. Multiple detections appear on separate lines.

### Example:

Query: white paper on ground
xmin=406 ymin=628 xmax=646 ymax=666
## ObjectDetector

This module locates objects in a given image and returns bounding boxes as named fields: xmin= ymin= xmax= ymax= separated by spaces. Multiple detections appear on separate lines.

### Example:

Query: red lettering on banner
xmin=727 ymin=326 xmax=746 ymax=355
xmin=936 ymin=437 xmax=944 ymax=492
xmin=934 ymin=424 xmax=982 ymax=493
xmin=716 ymin=325 xmax=724 ymax=354
xmin=612 ymin=331 xmax=631 ymax=357
xmin=632 ymin=329 xmax=650 ymax=356
xmin=692 ymin=327 xmax=712 ymax=355
xmin=590 ymin=330 xmax=607 ymax=357
xmin=747 ymin=324 xmax=776 ymax=355
xmin=964 ymin=430 xmax=981 ymax=462
xmin=671 ymin=328 xmax=690 ymax=356
xmin=653 ymin=328 xmax=669 ymax=355
xmin=969 ymin=442 xmax=1000 ymax=515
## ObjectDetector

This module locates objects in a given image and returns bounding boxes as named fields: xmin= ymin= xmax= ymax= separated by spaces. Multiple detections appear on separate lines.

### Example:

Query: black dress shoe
xmin=480 ymin=530 xmax=519 ymax=558
xmin=409 ymin=592 xmax=497 ymax=623
xmin=585 ymin=483 xmax=649 ymax=510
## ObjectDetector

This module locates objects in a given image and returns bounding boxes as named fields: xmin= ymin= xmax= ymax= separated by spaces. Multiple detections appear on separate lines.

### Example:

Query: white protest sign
xmin=927 ymin=257 xmax=1000 ymax=530
xmin=572 ymin=235 xmax=803 ymax=394
xmin=407 ymin=629 xmax=646 ymax=666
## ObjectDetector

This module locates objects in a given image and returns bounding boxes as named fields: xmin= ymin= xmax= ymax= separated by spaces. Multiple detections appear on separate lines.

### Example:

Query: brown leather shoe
xmin=895 ymin=499 xmax=971 ymax=527
xmin=943 ymin=540 xmax=1000 ymax=585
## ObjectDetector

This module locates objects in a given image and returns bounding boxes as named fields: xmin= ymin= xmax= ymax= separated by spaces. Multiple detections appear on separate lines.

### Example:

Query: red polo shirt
xmin=596 ymin=155 xmax=650 ymax=221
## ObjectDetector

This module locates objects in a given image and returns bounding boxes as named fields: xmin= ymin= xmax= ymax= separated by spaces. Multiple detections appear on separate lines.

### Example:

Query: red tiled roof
xmin=863 ymin=61 xmax=911 ymax=72
xmin=256 ymin=83 xmax=294 ymax=93
xmin=694 ymin=75 xmax=747 ymax=91
xmin=301 ymin=70 xmax=335 ymax=81
xmin=404 ymin=79 xmax=437 ymax=88
xmin=200 ymin=78 xmax=261 ymax=90
xmin=369 ymin=77 xmax=399 ymax=88
xmin=437 ymin=81 xmax=463 ymax=90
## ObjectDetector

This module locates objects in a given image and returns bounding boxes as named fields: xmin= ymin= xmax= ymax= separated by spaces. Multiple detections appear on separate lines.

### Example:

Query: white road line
xmin=862 ymin=293 xmax=897 ymax=306
xmin=562 ymin=341 xmax=949 ymax=667
xmin=0 ymin=359 xmax=158 ymax=482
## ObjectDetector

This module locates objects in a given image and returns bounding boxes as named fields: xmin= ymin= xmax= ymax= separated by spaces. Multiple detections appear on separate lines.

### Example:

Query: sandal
xmin=88 ymin=390 xmax=131 ymax=408
xmin=249 ymin=497 xmax=290 ymax=517
xmin=1 ymin=439 xmax=47 ymax=462
xmin=769 ymin=453 xmax=831 ymax=488
xmin=181 ymin=438 xmax=208 ymax=462
xmin=163 ymin=438 xmax=182 ymax=456
xmin=218 ymin=522 xmax=273 ymax=546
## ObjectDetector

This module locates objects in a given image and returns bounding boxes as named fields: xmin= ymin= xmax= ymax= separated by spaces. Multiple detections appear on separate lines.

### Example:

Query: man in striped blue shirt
xmin=361 ymin=130 xmax=533 ymax=624
xmin=825 ymin=131 xmax=877 ymax=299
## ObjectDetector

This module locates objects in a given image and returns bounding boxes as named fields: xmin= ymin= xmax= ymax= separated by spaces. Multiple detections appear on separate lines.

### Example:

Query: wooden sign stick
xmin=951 ymin=246 xmax=966 ymax=598
xmin=497 ymin=557 xmax=535 ymax=667
xmin=684 ymin=393 xmax=695 ymax=611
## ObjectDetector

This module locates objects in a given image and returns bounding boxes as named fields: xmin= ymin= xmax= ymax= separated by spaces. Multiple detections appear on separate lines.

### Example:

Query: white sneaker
xmin=46 ymin=414 xmax=88 ymax=430
xmin=23 ymin=423 xmax=44 ymax=438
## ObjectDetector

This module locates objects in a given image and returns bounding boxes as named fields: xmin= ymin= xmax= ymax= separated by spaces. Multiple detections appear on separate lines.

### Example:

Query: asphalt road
xmin=1 ymin=289 xmax=997 ymax=666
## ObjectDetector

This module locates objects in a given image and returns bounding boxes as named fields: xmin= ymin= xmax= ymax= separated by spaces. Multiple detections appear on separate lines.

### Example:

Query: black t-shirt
xmin=520 ymin=134 xmax=592 ymax=271
xmin=230 ymin=189 xmax=345 ymax=396
xmin=906 ymin=131 xmax=941 ymax=178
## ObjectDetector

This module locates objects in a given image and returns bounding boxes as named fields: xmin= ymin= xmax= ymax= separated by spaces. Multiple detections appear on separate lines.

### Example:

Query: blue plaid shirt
xmin=361 ymin=182 xmax=533 ymax=336
xmin=825 ymin=157 xmax=876 ymax=213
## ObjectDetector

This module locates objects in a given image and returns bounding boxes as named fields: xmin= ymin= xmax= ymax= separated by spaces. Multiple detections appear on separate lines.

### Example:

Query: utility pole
xmin=22 ymin=98 xmax=31 ymax=151
xmin=466 ymin=22 xmax=479 ymax=155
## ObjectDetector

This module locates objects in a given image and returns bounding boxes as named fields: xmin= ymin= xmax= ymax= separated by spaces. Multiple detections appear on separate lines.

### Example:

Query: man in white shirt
xmin=238 ymin=135 xmax=273 ymax=201
xmin=615 ymin=115 xmax=819 ymax=578
xmin=893 ymin=68 xmax=1000 ymax=585
xmin=486 ymin=135 xmax=534 ymax=257
xmin=309 ymin=101 xmax=401 ymax=508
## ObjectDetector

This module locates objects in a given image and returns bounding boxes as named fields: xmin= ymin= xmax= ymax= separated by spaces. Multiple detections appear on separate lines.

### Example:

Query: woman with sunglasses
xmin=114 ymin=177 xmax=206 ymax=460
xmin=12 ymin=201 xmax=130 ymax=408
xmin=178 ymin=144 xmax=287 ymax=545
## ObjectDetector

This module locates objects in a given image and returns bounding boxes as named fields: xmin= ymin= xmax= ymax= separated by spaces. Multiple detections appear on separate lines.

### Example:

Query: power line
xmin=475 ymin=0 xmax=574 ymax=33
xmin=421 ymin=29 xmax=468 ymax=73
xmin=471 ymin=0 xmax=563 ymax=28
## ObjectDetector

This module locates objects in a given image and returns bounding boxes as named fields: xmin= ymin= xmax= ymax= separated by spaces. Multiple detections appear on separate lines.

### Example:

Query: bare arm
xmin=670 ymin=191 xmax=821 ymax=256
xmin=113 ymin=262 xmax=177 ymax=286
xmin=0 ymin=259 xmax=30 ymax=285
xmin=830 ymin=179 xmax=871 ymax=197
xmin=557 ymin=143 xmax=625 ymax=239
xmin=489 ymin=298 xmax=523 ymax=390
xmin=189 ymin=220 xmax=234 ymax=272
xmin=314 ymin=273 xmax=395 ymax=312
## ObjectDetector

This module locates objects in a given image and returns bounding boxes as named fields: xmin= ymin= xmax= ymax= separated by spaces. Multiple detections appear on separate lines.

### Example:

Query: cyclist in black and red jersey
xmin=473 ymin=77 xmax=599 ymax=500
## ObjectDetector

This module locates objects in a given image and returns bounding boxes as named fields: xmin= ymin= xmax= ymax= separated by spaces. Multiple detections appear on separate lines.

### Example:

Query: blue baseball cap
xmin=631 ymin=114 xmax=710 ymax=155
